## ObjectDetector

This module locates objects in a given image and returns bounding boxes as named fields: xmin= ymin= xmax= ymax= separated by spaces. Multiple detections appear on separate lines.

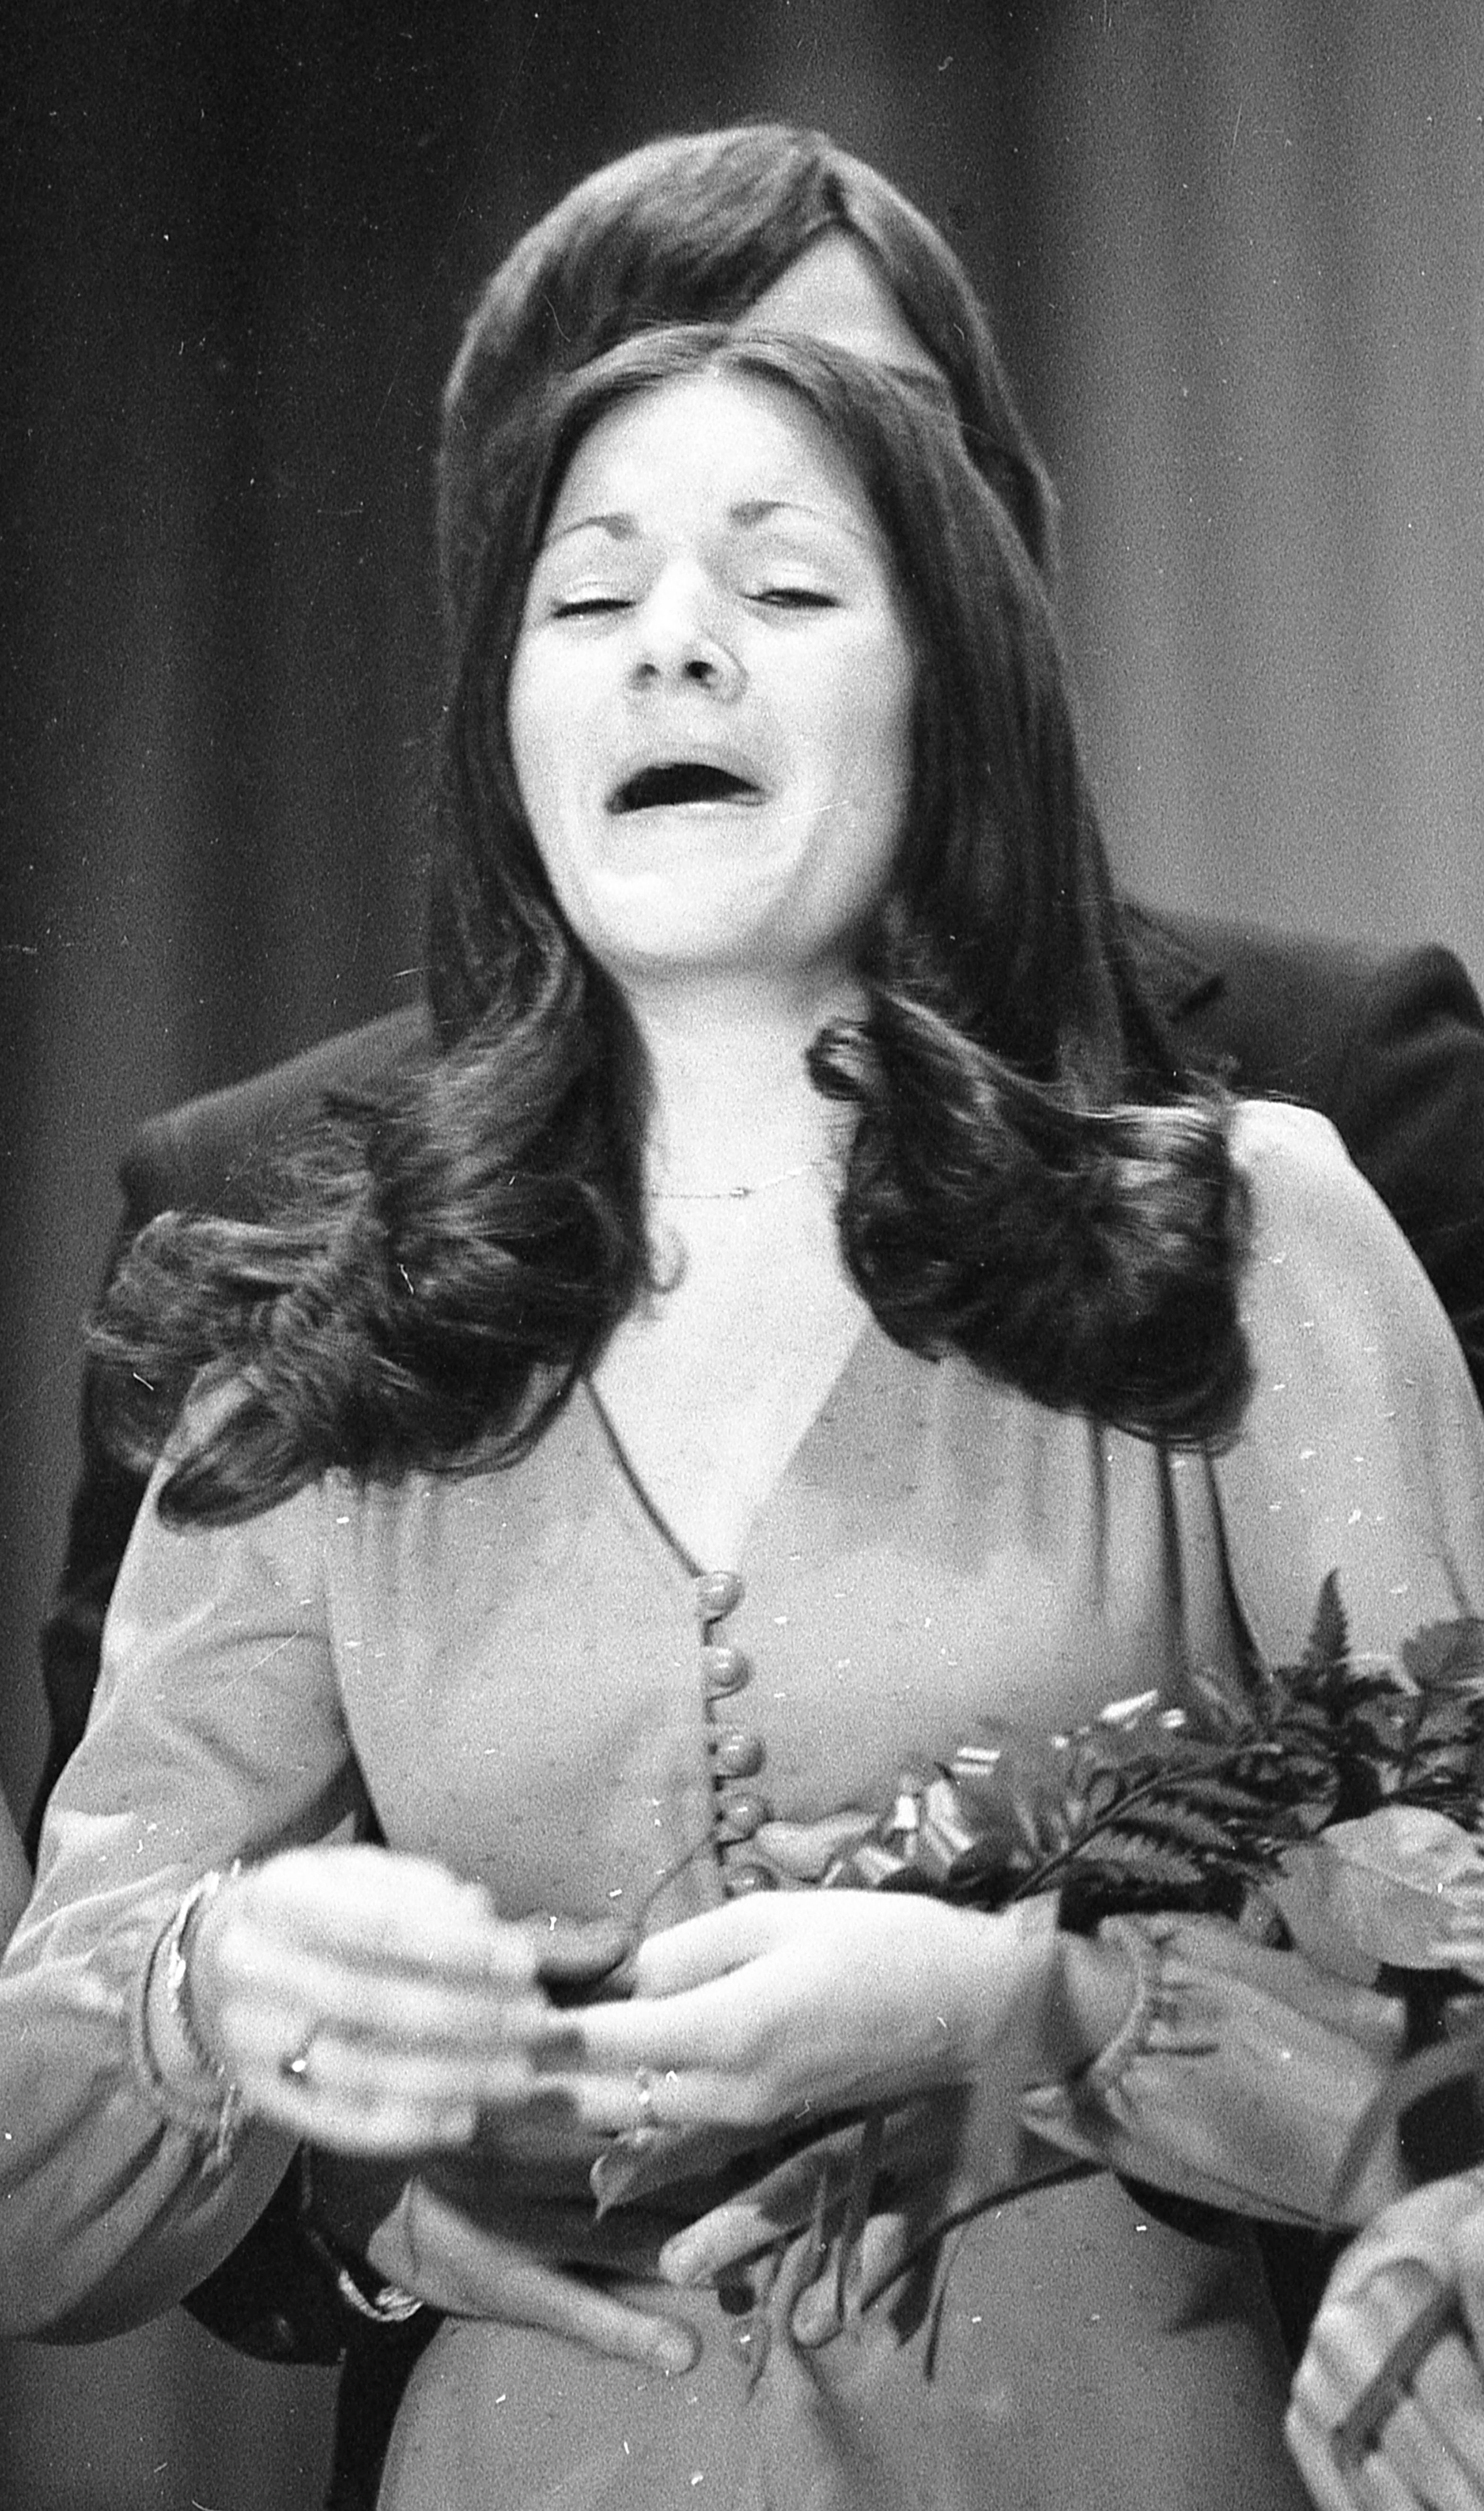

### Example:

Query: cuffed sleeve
xmin=1021 ymin=1913 xmax=1410 ymax=2228
xmin=0 ymin=1457 xmax=367 ymax=2340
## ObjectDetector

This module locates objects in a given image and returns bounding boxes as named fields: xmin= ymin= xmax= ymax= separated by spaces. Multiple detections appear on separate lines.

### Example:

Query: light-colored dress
xmin=3 ymin=1103 xmax=1482 ymax=2510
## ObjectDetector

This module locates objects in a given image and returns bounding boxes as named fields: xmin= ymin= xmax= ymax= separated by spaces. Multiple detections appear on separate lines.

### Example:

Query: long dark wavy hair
xmin=97 ymin=327 xmax=1251 ymax=1524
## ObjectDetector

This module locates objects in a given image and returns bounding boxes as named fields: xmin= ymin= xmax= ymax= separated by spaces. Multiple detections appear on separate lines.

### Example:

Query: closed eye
xmin=551 ymin=593 xmax=632 ymax=618
xmin=750 ymin=586 xmax=839 ymax=611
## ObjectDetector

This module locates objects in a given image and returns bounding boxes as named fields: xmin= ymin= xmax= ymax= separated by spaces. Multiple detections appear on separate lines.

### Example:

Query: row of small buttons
xmin=693 ymin=1568 xmax=774 ymax=1893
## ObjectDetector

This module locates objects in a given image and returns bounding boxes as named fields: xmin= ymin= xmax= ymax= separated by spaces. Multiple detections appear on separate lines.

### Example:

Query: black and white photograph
xmin=3 ymin=6 xmax=1484 ymax=2505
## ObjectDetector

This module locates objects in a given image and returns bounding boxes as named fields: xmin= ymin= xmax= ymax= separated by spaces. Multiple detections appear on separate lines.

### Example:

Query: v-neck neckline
xmin=581 ymin=1309 xmax=876 ymax=1585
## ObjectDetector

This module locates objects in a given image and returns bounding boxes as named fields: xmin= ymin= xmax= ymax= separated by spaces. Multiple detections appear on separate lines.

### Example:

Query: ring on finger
xmin=280 ymin=2031 xmax=320 ymax=2089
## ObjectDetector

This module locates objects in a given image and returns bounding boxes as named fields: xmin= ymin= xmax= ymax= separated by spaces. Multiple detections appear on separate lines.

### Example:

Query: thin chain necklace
xmin=651 ymin=1159 xmax=824 ymax=1204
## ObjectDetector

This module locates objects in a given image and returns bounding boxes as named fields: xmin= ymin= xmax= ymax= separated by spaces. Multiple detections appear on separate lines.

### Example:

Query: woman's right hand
xmin=178 ymin=1845 xmax=551 ymax=2154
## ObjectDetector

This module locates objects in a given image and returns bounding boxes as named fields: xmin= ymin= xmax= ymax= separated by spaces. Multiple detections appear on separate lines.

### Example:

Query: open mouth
xmin=608 ymin=761 xmax=764 ymax=814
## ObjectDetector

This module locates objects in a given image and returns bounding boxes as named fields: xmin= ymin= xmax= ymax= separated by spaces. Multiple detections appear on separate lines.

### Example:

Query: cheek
xmin=505 ymin=654 xmax=577 ymax=852
xmin=846 ymin=669 xmax=915 ymax=909
xmin=504 ymin=653 xmax=544 ymax=800
xmin=836 ymin=649 xmax=914 ymax=834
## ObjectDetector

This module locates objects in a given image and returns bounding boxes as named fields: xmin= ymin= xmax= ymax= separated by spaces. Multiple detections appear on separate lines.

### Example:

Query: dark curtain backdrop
xmin=3 ymin=3 xmax=1481 ymax=2502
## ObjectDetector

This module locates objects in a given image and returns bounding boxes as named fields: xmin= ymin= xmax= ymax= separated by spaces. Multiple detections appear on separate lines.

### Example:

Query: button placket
xmin=693 ymin=1570 xmax=774 ymax=1893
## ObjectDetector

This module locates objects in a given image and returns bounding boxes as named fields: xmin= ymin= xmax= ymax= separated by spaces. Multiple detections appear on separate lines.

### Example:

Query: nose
xmin=629 ymin=563 xmax=744 ymax=699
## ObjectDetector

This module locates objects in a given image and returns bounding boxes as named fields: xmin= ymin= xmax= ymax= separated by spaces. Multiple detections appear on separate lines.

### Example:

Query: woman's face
xmin=507 ymin=369 xmax=914 ymax=994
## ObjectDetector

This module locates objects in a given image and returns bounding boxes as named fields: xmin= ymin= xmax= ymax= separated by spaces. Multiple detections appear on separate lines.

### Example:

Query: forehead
xmin=543 ymin=369 xmax=881 ymax=542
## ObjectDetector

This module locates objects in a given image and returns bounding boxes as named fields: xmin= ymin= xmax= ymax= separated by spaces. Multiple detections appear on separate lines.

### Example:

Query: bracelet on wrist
xmin=135 ymin=1866 xmax=245 ymax=2165
xmin=168 ymin=1868 xmax=237 ymax=2075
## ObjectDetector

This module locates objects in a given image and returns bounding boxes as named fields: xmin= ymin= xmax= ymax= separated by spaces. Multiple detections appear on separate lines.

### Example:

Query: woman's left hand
xmin=1286 ymin=2173 xmax=1484 ymax=2509
xmin=536 ymin=1889 xmax=1062 ymax=2136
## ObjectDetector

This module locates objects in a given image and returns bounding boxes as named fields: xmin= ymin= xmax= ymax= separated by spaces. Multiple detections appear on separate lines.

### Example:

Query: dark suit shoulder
xmin=1126 ymin=901 xmax=1484 ymax=1401
xmin=119 ymin=1004 xmax=432 ymax=1229
xmin=1124 ymin=902 xmax=1483 ymax=1104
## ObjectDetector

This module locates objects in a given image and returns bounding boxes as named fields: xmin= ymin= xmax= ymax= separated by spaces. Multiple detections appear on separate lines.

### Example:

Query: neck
xmin=624 ymin=967 xmax=858 ymax=1200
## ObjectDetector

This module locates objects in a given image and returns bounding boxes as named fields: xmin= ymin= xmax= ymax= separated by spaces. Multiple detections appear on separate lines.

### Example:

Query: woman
xmin=3 ymin=331 xmax=1480 ymax=2510
xmin=28 ymin=137 xmax=1484 ymax=2511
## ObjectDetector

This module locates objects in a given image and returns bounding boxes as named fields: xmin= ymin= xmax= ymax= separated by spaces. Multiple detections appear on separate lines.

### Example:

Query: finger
xmin=1291 ymin=2278 xmax=1455 ymax=2511
xmin=1290 ymin=2425 xmax=1420 ymax=2511
xmin=752 ymin=1813 xmax=874 ymax=1882
xmin=1409 ymin=2329 xmax=1484 ymax=2484
xmin=528 ymin=1914 xmax=636 ymax=1994
xmin=659 ymin=2134 xmax=858 ymax=2284
xmin=625 ymin=1901 xmax=779 ymax=1998
xmin=1322 ymin=2272 xmax=1460 ymax=2474
xmin=231 ymin=2024 xmax=557 ymax=2152
xmin=543 ymin=1962 xmax=782 ymax=2084
xmin=1367 ymin=2387 xmax=1484 ymax=2511
xmin=217 ymin=1965 xmax=551 ymax=2081
xmin=253 ymin=2081 xmax=480 ymax=2156
xmin=490 ymin=2259 xmax=699 ymax=2374
xmin=534 ymin=2055 xmax=785 ymax=2137
xmin=1285 ymin=2398 xmax=1367 ymax=2511
xmin=789 ymin=2205 xmax=918 ymax=2348
xmin=398 ymin=2184 xmax=698 ymax=2373
xmin=271 ymin=2027 xmax=548 ymax=2109
xmin=219 ymin=1919 xmax=541 ymax=2011
xmin=228 ymin=2064 xmax=455 ymax=2150
xmin=407 ymin=2184 xmax=676 ymax=2283
xmin=221 ymin=2022 xmax=548 ymax=2133
xmin=1448 ymin=2189 xmax=1484 ymax=2360
xmin=229 ymin=1850 xmax=538 ymax=1980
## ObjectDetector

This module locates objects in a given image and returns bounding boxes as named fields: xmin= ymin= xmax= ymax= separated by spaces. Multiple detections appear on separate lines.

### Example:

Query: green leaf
xmin=1186 ymin=1668 xmax=1262 ymax=1739
xmin=1111 ymin=1798 xmax=1259 ymax=1859
xmin=1402 ymin=1619 xmax=1484 ymax=1697
xmin=1072 ymin=1837 xmax=1208 ymax=1885
xmin=1304 ymin=1571 xmax=1351 ymax=1678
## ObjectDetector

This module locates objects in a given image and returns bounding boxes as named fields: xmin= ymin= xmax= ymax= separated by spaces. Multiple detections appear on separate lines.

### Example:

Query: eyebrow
xmin=544 ymin=497 xmax=874 ymax=552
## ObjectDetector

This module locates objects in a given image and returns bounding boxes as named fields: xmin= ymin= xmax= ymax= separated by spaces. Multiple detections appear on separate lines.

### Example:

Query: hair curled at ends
xmin=97 ymin=329 xmax=1249 ymax=1523
xmin=94 ymin=963 xmax=652 ymax=1524
xmin=436 ymin=123 xmax=1056 ymax=662
xmin=813 ymin=1008 xmax=1253 ymax=1445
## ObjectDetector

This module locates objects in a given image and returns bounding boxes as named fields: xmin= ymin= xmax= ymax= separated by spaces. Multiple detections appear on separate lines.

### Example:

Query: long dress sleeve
xmin=0 ymin=1466 xmax=367 ymax=2340
xmin=1021 ymin=1100 xmax=1484 ymax=2226
xmin=1217 ymin=1098 xmax=1484 ymax=1670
